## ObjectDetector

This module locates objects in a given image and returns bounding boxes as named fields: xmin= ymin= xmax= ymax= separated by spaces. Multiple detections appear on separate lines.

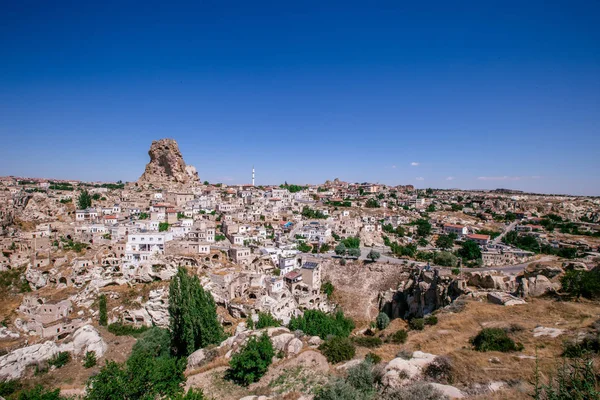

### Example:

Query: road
xmin=492 ymin=220 xmax=519 ymax=245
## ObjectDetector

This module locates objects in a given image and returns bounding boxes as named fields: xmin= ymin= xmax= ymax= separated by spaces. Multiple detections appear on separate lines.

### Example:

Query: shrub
xmin=424 ymin=356 xmax=453 ymax=384
xmin=322 ymin=281 xmax=335 ymax=299
xmin=451 ymin=268 xmax=461 ymax=275
xmin=346 ymin=361 xmax=376 ymax=396
xmin=319 ymin=337 xmax=356 ymax=364
xmin=48 ymin=351 xmax=70 ymax=368
xmin=382 ymin=381 xmax=447 ymax=400
xmin=227 ymin=334 xmax=274 ymax=386
xmin=255 ymin=312 xmax=280 ymax=329
xmin=83 ymin=351 xmax=97 ymax=368
xmin=561 ymin=269 xmax=600 ymax=299
xmin=107 ymin=322 xmax=149 ymax=337
xmin=433 ymin=251 xmax=458 ymax=267
xmin=314 ymin=378 xmax=364 ymax=400
xmin=389 ymin=329 xmax=408 ymax=344
xmin=365 ymin=352 xmax=381 ymax=364
xmin=0 ymin=379 xmax=21 ymax=397
xmin=376 ymin=312 xmax=390 ymax=330
xmin=471 ymin=328 xmax=523 ymax=352
xmin=562 ymin=335 xmax=600 ymax=358
xmin=98 ymin=294 xmax=107 ymax=326
xmin=424 ymin=315 xmax=438 ymax=326
xmin=533 ymin=354 xmax=600 ymax=399
xmin=352 ymin=336 xmax=383 ymax=348
xmin=288 ymin=310 xmax=354 ymax=339
xmin=13 ymin=385 xmax=61 ymax=400
xmin=408 ymin=318 xmax=424 ymax=331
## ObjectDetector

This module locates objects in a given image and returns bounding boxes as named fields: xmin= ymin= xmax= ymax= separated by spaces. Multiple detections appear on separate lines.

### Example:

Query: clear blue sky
xmin=1 ymin=1 xmax=599 ymax=195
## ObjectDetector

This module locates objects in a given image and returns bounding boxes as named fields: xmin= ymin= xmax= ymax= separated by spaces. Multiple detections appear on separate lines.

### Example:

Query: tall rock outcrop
xmin=138 ymin=138 xmax=199 ymax=186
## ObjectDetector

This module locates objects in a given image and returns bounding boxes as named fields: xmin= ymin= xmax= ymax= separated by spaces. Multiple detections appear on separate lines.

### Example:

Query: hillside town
xmin=0 ymin=138 xmax=599 ymax=399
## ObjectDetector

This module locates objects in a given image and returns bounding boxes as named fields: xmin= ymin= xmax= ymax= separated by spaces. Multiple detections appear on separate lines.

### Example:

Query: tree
xmin=376 ymin=312 xmax=390 ymax=330
xmin=297 ymin=242 xmax=311 ymax=253
xmin=321 ymin=281 xmax=335 ymax=299
xmin=78 ymin=189 xmax=92 ymax=209
xmin=98 ymin=294 xmax=107 ymax=326
xmin=319 ymin=337 xmax=356 ymax=363
xmin=367 ymin=249 xmax=380 ymax=262
xmin=435 ymin=234 xmax=454 ymax=250
xmin=169 ymin=268 xmax=224 ymax=357
xmin=13 ymin=385 xmax=61 ymax=400
xmin=433 ymin=251 xmax=458 ymax=267
xmin=334 ymin=243 xmax=347 ymax=256
xmin=415 ymin=219 xmax=432 ymax=237
xmin=426 ymin=204 xmax=436 ymax=212
xmin=288 ymin=310 xmax=354 ymax=339
xmin=365 ymin=199 xmax=380 ymax=208
xmin=159 ymin=222 xmax=169 ymax=232
xmin=255 ymin=312 xmax=280 ymax=329
xmin=226 ymin=334 xmax=274 ymax=386
xmin=347 ymin=248 xmax=361 ymax=258
xmin=458 ymin=240 xmax=482 ymax=261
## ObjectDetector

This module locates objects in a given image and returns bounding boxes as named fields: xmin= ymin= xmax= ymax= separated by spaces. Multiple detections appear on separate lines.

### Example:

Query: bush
xmin=352 ymin=336 xmax=383 ymax=348
xmin=408 ymin=318 xmax=424 ymax=331
xmin=322 ymin=281 xmax=335 ymax=299
xmin=425 ymin=315 xmax=438 ymax=326
xmin=83 ymin=351 xmax=97 ymax=368
xmin=13 ymin=385 xmax=61 ymax=400
xmin=382 ymin=381 xmax=447 ymax=400
xmin=107 ymin=322 xmax=149 ymax=337
xmin=533 ymin=355 xmax=600 ymax=399
xmin=0 ymin=379 xmax=21 ymax=397
xmin=48 ymin=351 xmax=70 ymax=368
xmin=424 ymin=356 xmax=453 ymax=384
xmin=319 ymin=337 xmax=356 ymax=364
xmin=255 ymin=312 xmax=280 ymax=329
xmin=314 ymin=379 xmax=364 ymax=400
xmin=227 ymin=334 xmax=274 ymax=386
xmin=562 ymin=335 xmax=600 ymax=358
xmin=365 ymin=352 xmax=381 ymax=364
xmin=390 ymin=329 xmax=408 ymax=344
xmin=561 ymin=269 xmax=600 ymax=299
xmin=98 ymin=294 xmax=107 ymax=326
xmin=376 ymin=312 xmax=390 ymax=330
xmin=451 ymin=268 xmax=461 ymax=275
xmin=433 ymin=251 xmax=458 ymax=267
xmin=471 ymin=328 xmax=523 ymax=352
xmin=288 ymin=310 xmax=354 ymax=339
xmin=346 ymin=361 xmax=376 ymax=396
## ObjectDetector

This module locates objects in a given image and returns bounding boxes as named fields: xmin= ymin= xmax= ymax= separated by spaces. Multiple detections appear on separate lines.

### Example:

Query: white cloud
xmin=477 ymin=176 xmax=542 ymax=181
xmin=446 ymin=176 xmax=455 ymax=181
xmin=391 ymin=165 xmax=397 ymax=169
xmin=410 ymin=162 xmax=420 ymax=166
xmin=416 ymin=177 xmax=424 ymax=181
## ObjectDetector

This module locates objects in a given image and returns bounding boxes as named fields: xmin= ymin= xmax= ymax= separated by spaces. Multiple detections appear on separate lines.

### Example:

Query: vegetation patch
xmin=471 ymin=328 xmax=523 ymax=352
xmin=319 ymin=337 xmax=356 ymax=364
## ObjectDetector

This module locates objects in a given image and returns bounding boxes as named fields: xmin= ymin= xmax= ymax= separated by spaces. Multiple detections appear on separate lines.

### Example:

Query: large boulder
xmin=138 ymin=138 xmax=200 ymax=186
xmin=524 ymin=263 xmax=564 ymax=279
xmin=382 ymin=351 xmax=437 ymax=387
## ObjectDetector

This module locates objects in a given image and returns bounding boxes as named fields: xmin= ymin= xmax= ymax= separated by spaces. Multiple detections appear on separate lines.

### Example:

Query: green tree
xmin=415 ymin=219 xmax=432 ymax=237
xmin=334 ymin=243 xmax=347 ymax=256
xmin=169 ymin=268 xmax=224 ymax=357
xmin=347 ymin=248 xmax=361 ymax=258
xmin=288 ymin=310 xmax=354 ymax=339
xmin=458 ymin=240 xmax=482 ymax=261
xmin=84 ymin=351 xmax=97 ymax=368
xmin=297 ymin=242 xmax=312 ymax=253
xmin=365 ymin=199 xmax=380 ymax=208
xmin=367 ymin=249 xmax=380 ymax=262
xmin=255 ymin=312 xmax=280 ymax=329
xmin=426 ymin=204 xmax=436 ymax=212
xmin=98 ymin=294 xmax=107 ymax=326
xmin=433 ymin=251 xmax=458 ymax=267
xmin=376 ymin=312 xmax=390 ymax=330
xmin=435 ymin=234 xmax=454 ymax=250
xmin=321 ymin=281 xmax=335 ymax=299
xmin=319 ymin=337 xmax=356 ymax=364
xmin=78 ymin=189 xmax=92 ymax=209
xmin=14 ymin=385 xmax=61 ymax=400
xmin=159 ymin=222 xmax=169 ymax=232
xmin=226 ymin=334 xmax=274 ymax=386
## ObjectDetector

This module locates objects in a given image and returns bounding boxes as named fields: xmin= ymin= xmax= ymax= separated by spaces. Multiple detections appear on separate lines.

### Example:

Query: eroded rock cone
xmin=138 ymin=138 xmax=199 ymax=186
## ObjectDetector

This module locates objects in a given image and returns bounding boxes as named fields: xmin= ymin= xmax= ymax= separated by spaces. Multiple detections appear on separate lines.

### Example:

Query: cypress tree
xmin=98 ymin=294 xmax=107 ymax=326
xmin=169 ymin=267 xmax=224 ymax=356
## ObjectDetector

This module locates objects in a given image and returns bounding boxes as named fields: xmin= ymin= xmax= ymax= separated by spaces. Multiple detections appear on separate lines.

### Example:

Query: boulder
xmin=67 ymin=325 xmax=107 ymax=357
xmin=308 ymin=336 xmax=322 ymax=347
xmin=186 ymin=349 xmax=206 ymax=370
xmin=524 ymin=263 xmax=564 ymax=279
xmin=271 ymin=333 xmax=295 ymax=352
xmin=286 ymin=338 xmax=303 ymax=356
xmin=533 ymin=326 xmax=564 ymax=338
xmin=487 ymin=292 xmax=526 ymax=306
xmin=429 ymin=383 xmax=465 ymax=399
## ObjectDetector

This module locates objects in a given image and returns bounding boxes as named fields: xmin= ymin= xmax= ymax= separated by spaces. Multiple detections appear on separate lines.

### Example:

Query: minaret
xmin=252 ymin=166 xmax=255 ymax=186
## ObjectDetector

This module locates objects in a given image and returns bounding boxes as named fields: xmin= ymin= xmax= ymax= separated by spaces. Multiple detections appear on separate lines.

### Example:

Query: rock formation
xmin=379 ymin=268 xmax=467 ymax=319
xmin=138 ymin=138 xmax=199 ymax=186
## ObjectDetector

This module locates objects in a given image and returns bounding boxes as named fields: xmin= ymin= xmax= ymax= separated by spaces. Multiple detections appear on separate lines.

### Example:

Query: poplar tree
xmin=169 ymin=267 xmax=224 ymax=356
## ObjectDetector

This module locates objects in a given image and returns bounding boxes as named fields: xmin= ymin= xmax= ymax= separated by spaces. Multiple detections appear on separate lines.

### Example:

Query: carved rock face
xmin=138 ymin=138 xmax=199 ymax=185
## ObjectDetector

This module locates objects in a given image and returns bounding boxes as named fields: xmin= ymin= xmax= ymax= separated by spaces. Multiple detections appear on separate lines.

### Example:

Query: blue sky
xmin=1 ymin=1 xmax=599 ymax=195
